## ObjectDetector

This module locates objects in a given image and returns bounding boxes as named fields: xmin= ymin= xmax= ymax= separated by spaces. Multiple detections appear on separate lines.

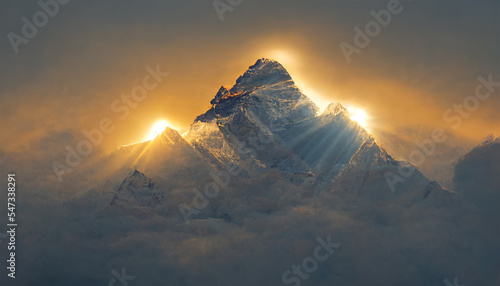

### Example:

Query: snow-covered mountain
xmin=96 ymin=58 xmax=456 ymax=214
xmin=181 ymin=59 xmax=450 ymax=200
xmin=21 ymin=59 xmax=498 ymax=286
xmin=88 ymin=58 xmax=458 ymax=223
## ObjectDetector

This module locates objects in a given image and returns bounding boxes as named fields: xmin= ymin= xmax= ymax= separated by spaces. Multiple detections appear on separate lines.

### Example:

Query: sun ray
xmin=132 ymin=139 xmax=156 ymax=166
xmin=346 ymin=107 xmax=370 ymax=130
xmin=146 ymin=120 xmax=169 ymax=141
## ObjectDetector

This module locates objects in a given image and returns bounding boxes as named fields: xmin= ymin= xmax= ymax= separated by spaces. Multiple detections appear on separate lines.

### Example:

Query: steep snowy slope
xmin=188 ymin=58 xmax=317 ymax=175
xmin=90 ymin=58 xmax=456 ymax=221
xmin=182 ymin=58 xmax=453 ymax=203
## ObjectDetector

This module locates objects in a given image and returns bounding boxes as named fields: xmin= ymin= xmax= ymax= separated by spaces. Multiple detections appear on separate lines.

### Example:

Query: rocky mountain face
xmin=40 ymin=59 xmax=498 ymax=286
xmin=182 ymin=59 xmax=451 ymax=201
xmin=104 ymin=58 xmax=455 ymax=210
xmin=91 ymin=58 xmax=460 ymax=223
xmin=92 ymin=58 xmax=460 ymax=230
xmin=109 ymin=169 xmax=163 ymax=208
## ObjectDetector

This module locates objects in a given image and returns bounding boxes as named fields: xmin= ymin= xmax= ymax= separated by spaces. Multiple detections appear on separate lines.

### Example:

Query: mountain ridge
xmin=113 ymin=58 xmax=453 ymax=205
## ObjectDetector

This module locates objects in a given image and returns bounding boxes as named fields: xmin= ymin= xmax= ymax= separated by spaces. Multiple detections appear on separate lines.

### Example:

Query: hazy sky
xmin=1 ymin=0 xmax=499 ymax=153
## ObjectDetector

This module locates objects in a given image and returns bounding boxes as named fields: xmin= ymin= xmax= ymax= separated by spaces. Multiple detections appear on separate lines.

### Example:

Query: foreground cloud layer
xmin=0 ymin=59 xmax=498 ymax=286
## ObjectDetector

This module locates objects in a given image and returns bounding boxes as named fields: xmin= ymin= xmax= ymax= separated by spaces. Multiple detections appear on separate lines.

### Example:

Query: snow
xmin=18 ymin=59 xmax=497 ymax=286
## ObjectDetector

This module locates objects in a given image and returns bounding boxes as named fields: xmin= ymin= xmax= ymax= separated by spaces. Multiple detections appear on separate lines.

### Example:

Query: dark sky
xmin=1 ymin=0 xmax=499 ymax=153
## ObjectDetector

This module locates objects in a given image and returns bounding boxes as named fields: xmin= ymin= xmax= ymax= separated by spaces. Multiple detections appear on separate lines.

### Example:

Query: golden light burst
xmin=146 ymin=120 xmax=169 ymax=141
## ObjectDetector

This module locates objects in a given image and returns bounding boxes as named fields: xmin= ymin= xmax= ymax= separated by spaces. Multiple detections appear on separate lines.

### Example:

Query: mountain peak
xmin=109 ymin=169 xmax=153 ymax=205
xmin=248 ymin=58 xmax=283 ymax=70
xmin=109 ymin=169 xmax=164 ymax=208
xmin=229 ymin=58 xmax=293 ymax=94
xmin=121 ymin=169 xmax=153 ymax=189
xmin=131 ymin=168 xmax=141 ymax=176
xmin=323 ymin=103 xmax=347 ymax=116
xmin=152 ymin=127 xmax=184 ymax=146
xmin=195 ymin=58 xmax=317 ymax=124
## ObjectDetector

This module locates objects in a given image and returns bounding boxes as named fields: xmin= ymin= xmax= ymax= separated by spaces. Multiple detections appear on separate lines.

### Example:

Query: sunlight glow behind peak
xmin=293 ymin=80 xmax=330 ymax=114
xmin=285 ymin=77 xmax=370 ymax=131
xmin=268 ymin=49 xmax=297 ymax=68
xmin=346 ymin=107 xmax=369 ymax=130
xmin=305 ymin=88 xmax=331 ymax=114
xmin=146 ymin=120 xmax=169 ymax=141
